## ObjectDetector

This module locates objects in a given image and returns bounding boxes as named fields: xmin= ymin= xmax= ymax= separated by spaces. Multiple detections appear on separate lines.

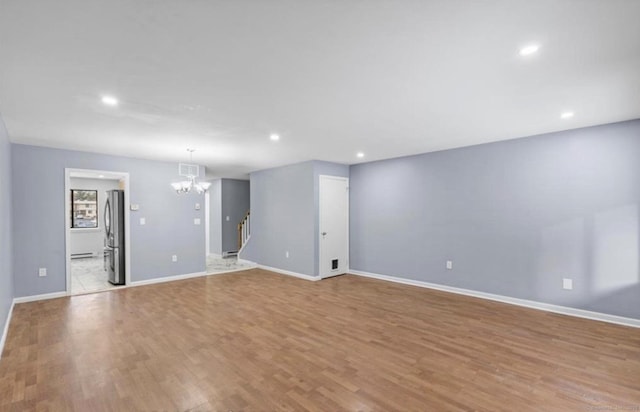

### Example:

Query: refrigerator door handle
xmin=104 ymin=197 xmax=111 ymax=240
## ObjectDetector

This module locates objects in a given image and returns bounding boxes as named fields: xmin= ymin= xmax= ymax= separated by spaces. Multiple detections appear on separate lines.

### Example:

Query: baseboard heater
xmin=71 ymin=252 xmax=96 ymax=259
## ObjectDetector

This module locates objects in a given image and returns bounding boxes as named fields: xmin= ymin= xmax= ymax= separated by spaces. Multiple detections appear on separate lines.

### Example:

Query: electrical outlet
xmin=446 ymin=260 xmax=453 ymax=270
xmin=563 ymin=278 xmax=573 ymax=290
xmin=286 ymin=251 xmax=289 ymax=258
xmin=226 ymin=216 xmax=230 ymax=221
xmin=139 ymin=217 xmax=146 ymax=225
xmin=194 ymin=218 xmax=201 ymax=225
xmin=38 ymin=268 xmax=47 ymax=277
xmin=172 ymin=255 xmax=178 ymax=262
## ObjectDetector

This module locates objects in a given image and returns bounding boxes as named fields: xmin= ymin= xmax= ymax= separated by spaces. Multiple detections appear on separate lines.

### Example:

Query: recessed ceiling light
xmin=270 ymin=133 xmax=280 ymax=141
xmin=560 ymin=111 xmax=574 ymax=119
xmin=101 ymin=95 xmax=119 ymax=106
xmin=519 ymin=44 xmax=540 ymax=56
xmin=98 ymin=175 xmax=105 ymax=178
xmin=356 ymin=152 xmax=365 ymax=158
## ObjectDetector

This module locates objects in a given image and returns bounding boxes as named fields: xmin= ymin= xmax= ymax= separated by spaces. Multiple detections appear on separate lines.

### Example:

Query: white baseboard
xmin=0 ymin=300 xmax=15 ymax=359
xmin=13 ymin=291 xmax=68 ymax=304
xmin=130 ymin=271 xmax=208 ymax=287
xmin=12 ymin=266 xmax=255 ymax=305
xmin=237 ymin=258 xmax=256 ymax=266
xmin=206 ymin=266 xmax=256 ymax=276
xmin=258 ymin=265 xmax=320 ymax=282
xmin=3 ymin=291 xmax=70 ymax=358
xmin=349 ymin=269 xmax=640 ymax=329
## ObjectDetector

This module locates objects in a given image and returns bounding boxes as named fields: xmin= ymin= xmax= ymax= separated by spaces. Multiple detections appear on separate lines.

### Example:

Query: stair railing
xmin=237 ymin=210 xmax=250 ymax=251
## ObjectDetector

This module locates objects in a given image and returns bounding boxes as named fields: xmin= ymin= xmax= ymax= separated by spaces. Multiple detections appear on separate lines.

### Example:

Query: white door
xmin=319 ymin=175 xmax=349 ymax=278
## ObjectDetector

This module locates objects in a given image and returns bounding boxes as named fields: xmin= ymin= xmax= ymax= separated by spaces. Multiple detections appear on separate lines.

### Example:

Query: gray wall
xmin=242 ymin=160 xmax=348 ymax=276
xmin=242 ymin=161 xmax=315 ymax=275
xmin=209 ymin=180 xmax=222 ymax=255
xmin=350 ymin=119 xmax=640 ymax=320
xmin=0 ymin=116 xmax=13 ymax=347
xmin=12 ymin=144 xmax=206 ymax=297
xmin=221 ymin=179 xmax=250 ymax=253
xmin=69 ymin=177 xmax=120 ymax=257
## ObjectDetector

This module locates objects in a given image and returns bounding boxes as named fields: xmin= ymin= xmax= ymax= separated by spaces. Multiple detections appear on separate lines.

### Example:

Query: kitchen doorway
xmin=64 ymin=169 xmax=131 ymax=295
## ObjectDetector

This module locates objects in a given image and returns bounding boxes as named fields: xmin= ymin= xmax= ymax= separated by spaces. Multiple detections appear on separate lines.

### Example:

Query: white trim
xmin=13 ymin=291 xmax=68 ymax=304
xmin=65 ymin=168 xmax=132 ymax=295
xmin=123 ymin=176 xmax=131 ymax=289
xmin=318 ymin=175 xmax=349 ymax=279
xmin=12 ymin=267 xmax=252 ymax=305
xmin=0 ymin=300 xmax=15 ymax=359
xmin=130 ymin=271 xmax=208 ymax=287
xmin=207 ymin=266 xmax=255 ymax=275
xmin=130 ymin=266 xmax=257 ymax=287
xmin=258 ymin=265 xmax=320 ymax=282
xmin=204 ymin=191 xmax=210 ymax=257
xmin=349 ymin=270 xmax=640 ymax=329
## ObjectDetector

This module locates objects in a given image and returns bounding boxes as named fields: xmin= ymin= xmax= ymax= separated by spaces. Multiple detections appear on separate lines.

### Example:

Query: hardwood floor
xmin=1 ymin=269 xmax=639 ymax=411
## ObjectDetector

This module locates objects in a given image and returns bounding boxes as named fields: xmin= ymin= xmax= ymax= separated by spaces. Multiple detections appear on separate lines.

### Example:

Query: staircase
xmin=237 ymin=210 xmax=250 ymax=252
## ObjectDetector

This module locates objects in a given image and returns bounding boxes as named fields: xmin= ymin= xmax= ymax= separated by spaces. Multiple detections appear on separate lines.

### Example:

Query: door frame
xmin=318 ymin=175 xmax=349 ymax=279
xmin=204 ymin=191 xmax=210 ymax=257
xmin=64 ymin=168 xmax=131 ymax=294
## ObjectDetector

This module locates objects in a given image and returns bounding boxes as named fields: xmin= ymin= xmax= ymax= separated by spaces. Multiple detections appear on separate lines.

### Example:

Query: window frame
xmin=70 ymin=189 xmax=99 ymax=229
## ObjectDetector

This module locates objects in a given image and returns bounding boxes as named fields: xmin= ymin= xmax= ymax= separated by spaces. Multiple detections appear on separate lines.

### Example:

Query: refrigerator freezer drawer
xmin=105 ymin=246 xmax=125 ymax=285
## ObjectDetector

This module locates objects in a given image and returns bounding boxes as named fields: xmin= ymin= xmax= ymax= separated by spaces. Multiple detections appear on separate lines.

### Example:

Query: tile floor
xmin=70 ymin=254 xmax=255 ymax=295
xmin=206 ymin=254 xmax=255 ymax=274
xmin=70 ymin=256 xmax=117 ymax=294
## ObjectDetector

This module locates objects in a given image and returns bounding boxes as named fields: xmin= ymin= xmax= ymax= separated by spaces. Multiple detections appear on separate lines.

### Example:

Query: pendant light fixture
xmin=171 ymin=149 xmax=211 ymax=194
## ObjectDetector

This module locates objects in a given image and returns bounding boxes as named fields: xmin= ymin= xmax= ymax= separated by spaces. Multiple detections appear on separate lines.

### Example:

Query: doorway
xmin=65 ymin=169 xmax=131 ymax=295
xmin=319 ymin=175 xmax=349 ymax=279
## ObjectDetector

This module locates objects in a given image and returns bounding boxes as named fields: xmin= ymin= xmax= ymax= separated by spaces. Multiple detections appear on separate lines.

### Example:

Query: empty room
xmin=1 ymin=0 xmax=639 ymax=411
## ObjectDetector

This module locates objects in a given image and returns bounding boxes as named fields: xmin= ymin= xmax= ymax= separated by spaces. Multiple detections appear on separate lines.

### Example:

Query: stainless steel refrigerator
xmin=104 ymin=189 xmax=125 ymax=285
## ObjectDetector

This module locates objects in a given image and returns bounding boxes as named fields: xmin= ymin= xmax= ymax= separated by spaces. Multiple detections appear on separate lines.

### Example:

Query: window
xmin=71 ymin=190 xmax=98 ymax=228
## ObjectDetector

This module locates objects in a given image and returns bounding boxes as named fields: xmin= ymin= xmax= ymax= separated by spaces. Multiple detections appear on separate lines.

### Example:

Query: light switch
xmin=195 ymin=203 xmax=201 ymax=210
xmin=130 ymin=204 xmax=139 ymax=211
xmin=226 ymin=216 xmax=230 ymax=221
xmin=140 ymin=217 xmax=146 ymax=225
xmin=194 ymin=218 xmax=201 ymax=225
xmin=563 ymin=278 xmax=573 ymax=290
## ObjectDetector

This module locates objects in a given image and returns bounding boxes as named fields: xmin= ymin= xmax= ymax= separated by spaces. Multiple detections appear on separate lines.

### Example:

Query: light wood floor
xmin=1 ymin=269 xmax=639 ymax=411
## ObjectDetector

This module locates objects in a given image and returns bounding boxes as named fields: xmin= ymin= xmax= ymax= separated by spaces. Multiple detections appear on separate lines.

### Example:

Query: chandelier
xmin=171 ymin=149 xmax=211 ymax=194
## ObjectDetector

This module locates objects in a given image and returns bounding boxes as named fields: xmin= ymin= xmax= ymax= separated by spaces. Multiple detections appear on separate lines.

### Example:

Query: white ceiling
xmin=1 ymin=0 xmax=639 ymax=179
